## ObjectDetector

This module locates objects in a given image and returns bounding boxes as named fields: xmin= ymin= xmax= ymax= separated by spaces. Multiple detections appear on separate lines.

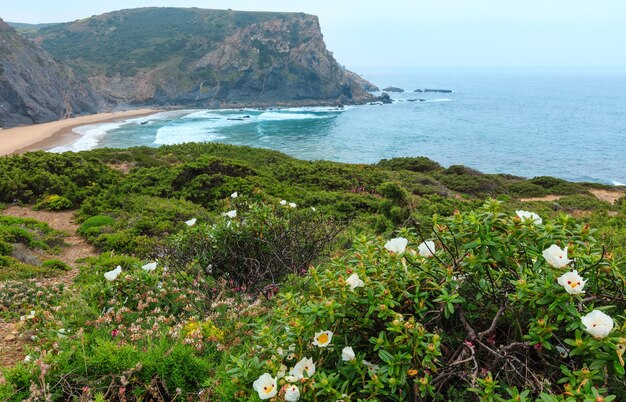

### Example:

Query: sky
xmin=3 ymin=0 xmax=626 ymax=69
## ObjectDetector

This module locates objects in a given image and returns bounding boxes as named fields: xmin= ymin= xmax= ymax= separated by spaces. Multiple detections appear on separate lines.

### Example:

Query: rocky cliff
xmin=34 ymin=8 xmax=376 ymax=108
xmin=0 ymin=19 xmax=105 ymax=128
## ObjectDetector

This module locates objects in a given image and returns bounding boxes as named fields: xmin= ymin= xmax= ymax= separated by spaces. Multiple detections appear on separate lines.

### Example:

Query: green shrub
xmin=225 ymin=200 xmax=625 ymax=401
xmin=78 ymin=215 xmax=116 ymax=235
xmin=377 ymin=156 xmax=442 ymax=173
xmin=529 ymin=176 xmax=587 ymax=195
xmin=34 ymin=194 xmax=73 ymax=210
xmin=0 ymin=240 xmax=13 ymax=256
xmin=41 ymin=259 xmax=71 ymax=271
xmin=159 ymin=196 xmax=345 ymax=292
xmin=557 ymin=194 xmax=610 ymax=211
xmin=508 ymin=181 xmax=549 ymax=198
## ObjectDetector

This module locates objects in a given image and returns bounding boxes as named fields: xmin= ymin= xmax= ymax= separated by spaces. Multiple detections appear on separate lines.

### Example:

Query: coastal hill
xmin=0 ymin=19 xmax=105 ymax=128
xmin=33 ymin=7 xmax=376 ymax=108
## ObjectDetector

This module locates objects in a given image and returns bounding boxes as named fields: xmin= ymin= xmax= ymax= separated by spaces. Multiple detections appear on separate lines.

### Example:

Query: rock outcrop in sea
xmin=34 ymin=8 xmax=377 ymax=108
xmin=0 ymin=19 xmax=105 ymax=128
xmin=382 ymin=86 xmax=404 ymax=93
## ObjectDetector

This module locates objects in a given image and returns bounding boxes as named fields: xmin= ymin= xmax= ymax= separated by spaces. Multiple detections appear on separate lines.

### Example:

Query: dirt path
xmin=0 ymin=207 xmax=98 ymax=374
xmin=520 ymin=189 xmax=624 ymax=204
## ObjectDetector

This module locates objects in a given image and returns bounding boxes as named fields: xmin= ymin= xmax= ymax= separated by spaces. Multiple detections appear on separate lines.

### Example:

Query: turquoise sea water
xmin=55 ymin=67 xmax=626 ymax=185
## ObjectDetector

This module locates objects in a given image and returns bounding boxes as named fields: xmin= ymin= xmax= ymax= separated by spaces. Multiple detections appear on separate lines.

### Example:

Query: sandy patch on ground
xmin=520 ymin=189 xmax=624 ymax=204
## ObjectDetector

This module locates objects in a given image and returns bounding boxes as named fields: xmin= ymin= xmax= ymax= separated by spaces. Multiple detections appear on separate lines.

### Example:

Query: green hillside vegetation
xmin=31 ymin=8 xmax=374 ymax=107
xmin=7 ymin=22 xmax=57 ymax=36
xmin=0 ymin=144 xmax=625 ymax=401
xmin=36 ymin=8 xmax=296 ymax=77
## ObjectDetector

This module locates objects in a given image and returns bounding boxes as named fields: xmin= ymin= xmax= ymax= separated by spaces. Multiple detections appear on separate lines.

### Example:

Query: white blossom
xmin=346 ymin=273 xmax=365 ymax=291
xmin=342 ymin=346 xmax=356 ymax=361
xmin=104 ymin=266 xmax=122 ymax=281
xmin=312 ymin=330 xmax=333 ymax=347
xmin=223 ymin=210 xmax=237 ymax=219
xmin=142 ymin=262 xmax=157 ymax=272
xmin=515 ymin=210 xmax=542 ymax=224
xmin=185 ymin=218 xmax=197 ymax=227
xmin=289 ymin=357 xmax=316 ymax=379
xmin=581 ymin=310 xmax=614 ymax=339
xmin=542 ymin=244 xmax=572 ymax=268
xmin=385 ymin=237 xmax=408 ymax=254
xmin=557 ymin=270 xmax=586 ymax=295
xmin=418 ymin=241 xmax=436 ymax=257
xmin=252 ymin=373 xmax=277 ymax=400
xmin=284 ymin=385 xmax=301 ymax=401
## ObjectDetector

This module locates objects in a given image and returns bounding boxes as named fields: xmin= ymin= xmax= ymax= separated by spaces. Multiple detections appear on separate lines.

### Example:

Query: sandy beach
xmin=0 ymin=109 xmax=159 ymax=156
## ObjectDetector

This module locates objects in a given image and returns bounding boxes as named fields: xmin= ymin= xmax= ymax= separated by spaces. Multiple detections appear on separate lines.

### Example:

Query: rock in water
xmin=34 ymin=8 xmax=377 ymax=108
xmin=0 ymin=19 xmax=105 ymax=128
xmin=382 ymin=86 xmax=404 ymax=93
xmin=378 ymin=93 xmax=393 ymax=104
xmin=424 ymin=89 xmax=452 ymax=93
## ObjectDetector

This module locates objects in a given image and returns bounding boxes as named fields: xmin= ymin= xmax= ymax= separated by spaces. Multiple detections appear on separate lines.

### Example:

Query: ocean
xmin=53 ymin=67 xmax=626 ymax=185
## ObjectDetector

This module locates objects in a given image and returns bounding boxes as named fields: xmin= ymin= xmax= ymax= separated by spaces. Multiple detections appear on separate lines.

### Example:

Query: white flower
xmin=284 ymin=385 xmax=301 ymax=401
xmin=231 ymin=191 xmax=238 ymax=198
xmin=418 ymin=241 xmax=436 ymax=257
xmin=542 ymin=244 xmax=572 ymax=268
xmin=280 ymin=200 xmax=287 ymax=205
xmin=557 ymin=270 xmax=586 ymax=295
xmin=289 ymin=202 xmax=297 ymax=208
xmin=223 ymin=210 xmax=237 ymax=219
xmin=385 ymin=237 xmax=408 ymax=254
xmin=20 ymin=310 xmax=36 ymax=321
xmin=342 ymin=346 xmax=356 ymax=361
xmin=312 ymin=330 xmax=333 ymax=347
xmin=252 ymin=373 xmax=277 ymax=400
xmin=346 ymin=273 xmax=365 ymax=291
xmin=363 ymin=360 xmax=380 ymax=374
xmin=515 ymin=210 xmax=542 ymax=224
xmin=142 ymin=262 xmax=157 ymax=272
xmin=104 ymin=266 xmax=122 ymax=281
xmin=581 ymin=310 xmax=614 ymax=339
xmin=277 ymin=364 xmax=287 ymax=379
xmin=23 ymin=355 xmax=33 ymax=363
xmin=289 ymin=357 xmax=316 ymax=379
xmin=185 ymin=218 xmax=197 ymax=227
xmin=311 ymin=207 xmax=316 ymax=212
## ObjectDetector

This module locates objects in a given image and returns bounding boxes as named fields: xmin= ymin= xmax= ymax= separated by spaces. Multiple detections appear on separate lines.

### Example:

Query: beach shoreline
xmin=0 ymin=109 xmax=160 ymax=156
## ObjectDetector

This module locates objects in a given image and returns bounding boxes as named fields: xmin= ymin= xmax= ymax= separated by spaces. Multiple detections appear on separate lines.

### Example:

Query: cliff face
xmin=0 ymin=19 xmax=105 ymax=128
xmin=35 ymin=8 xmax=376 ymax=108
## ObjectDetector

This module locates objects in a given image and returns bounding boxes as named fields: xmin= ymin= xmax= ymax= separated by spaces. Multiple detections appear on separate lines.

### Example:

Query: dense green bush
xmin=224 ymin=200 xmax=625 ymax=401
xmin=34 ymin=194 xmax=73 ymax=210
xmin=78 ymin=215 xmax=116 ymax=236
xmin=0 ymin=240 xmax=13 ymax=256
xmin=377 ymin=156 xmax=442 ymax=173
xmin=160 ymin=195 xmax=345 ymax=292
xmin=507 ymin=181 xmax=549 ymax=198
xmin=0 ymin=151 xmax=119 ymax=205
xmin=41 ymin=259 xmax=71 ymax=271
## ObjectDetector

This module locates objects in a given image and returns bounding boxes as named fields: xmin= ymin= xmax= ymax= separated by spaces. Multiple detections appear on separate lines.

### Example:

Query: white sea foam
xmin=271 ymin=106 xmax=351 ymax=113
xmin=257 ymin=112 xmax=331 ymax=121
xmin=427 ymin=98 xmax=453 ymax=102
xmin=50 ymin=121 xmax=129 ymax=153
xmin=612 ymin=180 xmax=625 ymax=186
xmin=153 ymin=119 xmax=237 ymax=145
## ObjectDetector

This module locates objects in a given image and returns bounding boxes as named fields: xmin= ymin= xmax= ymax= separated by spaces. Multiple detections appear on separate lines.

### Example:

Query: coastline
xmin=0 ymin=109 xmax=160 ymax=156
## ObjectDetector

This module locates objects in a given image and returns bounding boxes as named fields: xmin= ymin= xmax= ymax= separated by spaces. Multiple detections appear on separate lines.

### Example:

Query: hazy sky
xmin=3 ymin=1 xmax=626 ymax=69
